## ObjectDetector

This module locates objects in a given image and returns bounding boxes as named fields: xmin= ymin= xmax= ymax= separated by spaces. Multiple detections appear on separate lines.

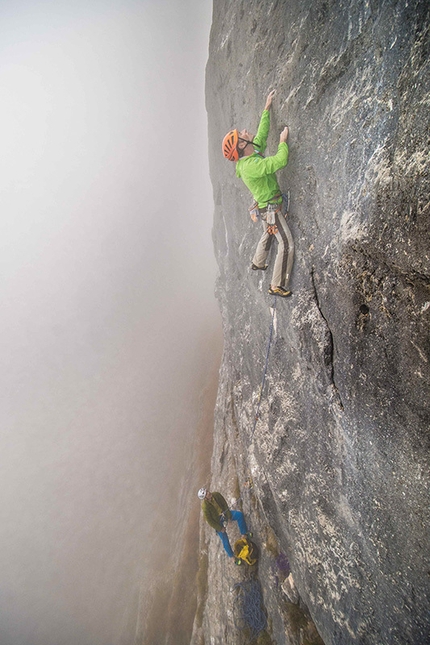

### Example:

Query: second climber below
xmin=222 ymin=90 xmax=294 ymax=298
xmin=198 ymin=488 xmax=250 ymax=561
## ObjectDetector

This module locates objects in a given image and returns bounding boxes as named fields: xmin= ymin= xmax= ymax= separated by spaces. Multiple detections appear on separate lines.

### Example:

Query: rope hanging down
xmin=232 ymin=580 xmax=267 ymax=640
xmin=251 ymin=296 xmax=277 ymax=438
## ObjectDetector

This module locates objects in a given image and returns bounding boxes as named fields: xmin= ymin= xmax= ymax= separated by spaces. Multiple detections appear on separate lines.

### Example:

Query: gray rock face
xmin=194 ymin=1 xmax=430 ymax=644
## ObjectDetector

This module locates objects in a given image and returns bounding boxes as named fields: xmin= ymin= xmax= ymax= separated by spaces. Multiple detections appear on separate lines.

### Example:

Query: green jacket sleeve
xmin=252 ymin=110 xmax=270 ymax=154
xmin=245 ymin=142 xmax=289 ymax=177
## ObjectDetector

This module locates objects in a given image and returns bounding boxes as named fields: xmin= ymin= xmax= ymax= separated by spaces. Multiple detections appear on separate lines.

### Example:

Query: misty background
xmin=0 ymin=1 xmax=221 ymax=644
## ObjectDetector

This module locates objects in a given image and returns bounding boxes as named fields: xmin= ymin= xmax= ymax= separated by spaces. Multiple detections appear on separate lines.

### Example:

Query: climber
xmin=222 ymin=90 xmax=294 ymax=297
xmin=198 ymin=488 xmax=250 ymax=559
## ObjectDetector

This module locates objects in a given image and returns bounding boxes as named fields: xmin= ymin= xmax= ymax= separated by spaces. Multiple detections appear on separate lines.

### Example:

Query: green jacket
xmin=202 ymin=492 xmax=232 ymax=532
xmin=236 ymin=109 xmax=289 ymax=208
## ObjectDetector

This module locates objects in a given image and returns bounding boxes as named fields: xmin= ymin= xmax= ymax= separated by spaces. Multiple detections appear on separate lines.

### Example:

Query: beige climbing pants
xmin=252 ymin=210 xmax=294 ymax=289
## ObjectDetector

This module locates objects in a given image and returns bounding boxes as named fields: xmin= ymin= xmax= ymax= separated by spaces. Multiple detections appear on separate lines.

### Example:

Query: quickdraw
xmin=265 ymin=202 xmax=281 ymax=225
xmin=248 ymin=201 xmax=259 ymax=222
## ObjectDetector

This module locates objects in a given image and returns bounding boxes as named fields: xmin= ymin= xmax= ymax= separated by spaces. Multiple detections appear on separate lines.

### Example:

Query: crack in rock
xmin=311 ymin=268 xmax=344 ymax=411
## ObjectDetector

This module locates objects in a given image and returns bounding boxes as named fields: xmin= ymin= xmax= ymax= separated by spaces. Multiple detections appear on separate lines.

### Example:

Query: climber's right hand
xmin=280 ymin=126 xmax=289 ymax=143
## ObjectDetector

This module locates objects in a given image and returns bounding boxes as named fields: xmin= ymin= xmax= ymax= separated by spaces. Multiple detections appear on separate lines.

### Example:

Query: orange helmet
xmin=222 ymin=129 xmax=239 ymax=161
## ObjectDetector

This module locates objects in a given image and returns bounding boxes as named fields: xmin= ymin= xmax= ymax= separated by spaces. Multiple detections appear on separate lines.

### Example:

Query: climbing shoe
xmin=268 ymin=286 xmax=292 ymax=298
xmin=241 ymin=532 xmax=253 ymax=540
xmin=251 ymin=263 xmax=268 ymax=271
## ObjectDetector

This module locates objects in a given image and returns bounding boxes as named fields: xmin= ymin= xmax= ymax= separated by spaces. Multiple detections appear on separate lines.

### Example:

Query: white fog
xmin=0 ymin=1 xmax=220 ymax=643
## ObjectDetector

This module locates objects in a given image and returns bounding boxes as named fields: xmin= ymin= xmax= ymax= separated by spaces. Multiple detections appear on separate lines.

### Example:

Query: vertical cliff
xmin=194 ymin=1 xmax=429 ymax=644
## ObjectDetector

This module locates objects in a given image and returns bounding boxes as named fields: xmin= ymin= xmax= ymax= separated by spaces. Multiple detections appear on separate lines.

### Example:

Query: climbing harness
xmin=256 ymin=190 xmax=290 ymax=233
xmin=219 ymin=510 xmax=228 ymax=527
xmin=232 ymin=580 xmax=267 ymax=642
xmin=258 ymin=201 xmax=281 ymax=229
xmin=251 ymin=297 xmax=277 ymax=438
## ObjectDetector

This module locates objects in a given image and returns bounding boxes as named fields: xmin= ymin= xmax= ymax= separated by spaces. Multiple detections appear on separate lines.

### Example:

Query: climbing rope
xmin=251 ymin=296 xmax=277 ymax=438
xmin=232 ymin=579 xmax=267 ymax=641
xmin=249 ymin=191 xmax=290 ymax=439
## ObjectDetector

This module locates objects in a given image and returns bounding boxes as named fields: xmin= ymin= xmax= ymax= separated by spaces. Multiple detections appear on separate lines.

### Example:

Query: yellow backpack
xmin=233 ymin=538 xmax=258 ymax=566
